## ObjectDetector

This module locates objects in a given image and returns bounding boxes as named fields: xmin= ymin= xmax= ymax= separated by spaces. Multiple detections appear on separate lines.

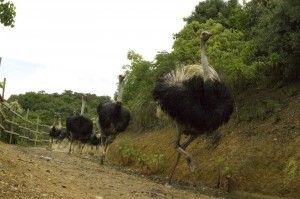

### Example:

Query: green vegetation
xmin=0 ymin=0 xmax=16 ymax=27
xmin=7 ymin=90 xmax=111 ymax=126
xmin=240 ymin=98 xmax=282 ymax=122
xmin=121 ymin=0 xmax=300 ymax=130
xmin=116 ymin=137 xmax=165 ymax=175
xmin=4 ymin=0 xmax=299 ymax=132
xmin=283 ymin=157 xmax=297 ymax=189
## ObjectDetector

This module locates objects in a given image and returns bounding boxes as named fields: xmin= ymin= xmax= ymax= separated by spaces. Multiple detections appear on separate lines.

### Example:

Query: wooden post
xmin=0 ymin=77 xmax=5 ymax=137
xmin=24 ymin=108 xmax=29 ymax=145
xmin=0 ymin=105 xmax=2 ymax=138
xmin=9 ymin=116 xmax=15 ymax=144
xmin=1 ymin=78 xmax=6 ymax=100
xmin=35 ymin=116 xmax=39 ymax=146
xmin=26 ymin=108 xmax=29 ymax=119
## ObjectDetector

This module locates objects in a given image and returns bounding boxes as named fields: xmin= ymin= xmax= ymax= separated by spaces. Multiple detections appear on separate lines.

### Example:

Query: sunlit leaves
xmin=0 ymin=0 xmax=16 ymax=27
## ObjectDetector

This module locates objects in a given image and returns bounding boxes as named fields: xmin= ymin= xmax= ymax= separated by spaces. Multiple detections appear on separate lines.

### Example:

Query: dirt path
xmin=0 ymin=141 xmax=218 ymax=199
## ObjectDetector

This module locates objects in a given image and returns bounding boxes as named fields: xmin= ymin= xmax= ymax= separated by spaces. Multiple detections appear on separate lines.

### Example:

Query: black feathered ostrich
xmin=96 ymin=74 xmax=131 ymax=164
xmin=153 ymin=31 xmax=234 ymax=185
xmin=66 ymin=95 xmax=93 ymax=154
xmin=48 ymin=115 xmax=63 ymax=150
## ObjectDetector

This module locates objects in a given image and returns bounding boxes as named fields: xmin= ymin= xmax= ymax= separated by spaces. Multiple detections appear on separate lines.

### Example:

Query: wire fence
xmin=0 ymin=100 xmax=51 ymax=146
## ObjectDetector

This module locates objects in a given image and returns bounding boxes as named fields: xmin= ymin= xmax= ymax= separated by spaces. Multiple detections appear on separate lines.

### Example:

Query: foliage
xmin=249 ymin=0 xmax=300 ymax=83
xmin=0 ymin=0 xmax=16 ymax=27
xmin=116 ymin=137 xmax=165 ymax=174
xmin=7 ymin=90 xmax=111 ymax=126
xmin=117 ymin=137 xmax=134 ymax=166
xmin=184 ymin=0 xmax=243 ymax=30
xmin=240 ymin=98 xmax=282 ymax=122
xmin=5 ymin=0 xmax=300 ymax=133
xmin=173 ymin=20 xmax=257 ymax=90
xmin=122 ymin=51 xmax=175 ymax=130
xmin=283 ymin=157 xmax=298 ymax=188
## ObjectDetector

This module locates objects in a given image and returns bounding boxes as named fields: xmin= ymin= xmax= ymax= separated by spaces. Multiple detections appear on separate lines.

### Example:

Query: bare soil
xmin=0 ymin=141 xmax=217 ymax=199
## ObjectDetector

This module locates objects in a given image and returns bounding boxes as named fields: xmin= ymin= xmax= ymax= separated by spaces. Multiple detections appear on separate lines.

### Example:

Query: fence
xmin=0 ymin=100 xmax=51 ymax=146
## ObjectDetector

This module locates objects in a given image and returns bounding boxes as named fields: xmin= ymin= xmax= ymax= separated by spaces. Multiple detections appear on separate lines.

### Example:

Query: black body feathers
xmin=66 ymin=115 xmax=93 ymax=141
xmin=97 ymin=100 xmax=130 ymax=137
xmin=153 ymin=74 xmax=233 ymax=134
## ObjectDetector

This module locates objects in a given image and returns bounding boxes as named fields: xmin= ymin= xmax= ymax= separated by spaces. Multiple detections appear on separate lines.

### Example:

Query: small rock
xmin=93 ymin=196 xmax=103 ymax=199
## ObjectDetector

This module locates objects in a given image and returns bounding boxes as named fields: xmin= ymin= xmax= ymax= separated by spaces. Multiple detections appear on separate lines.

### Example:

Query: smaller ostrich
xmin=48 ymin=115 xmax=65 ymax=150
xmin=88 ymin=121 xmax=101 ymax=151
xmin=97 ymin=74 xmax=131 ymax=164
xmin=66 ymin=95 xmax=93 ymax=154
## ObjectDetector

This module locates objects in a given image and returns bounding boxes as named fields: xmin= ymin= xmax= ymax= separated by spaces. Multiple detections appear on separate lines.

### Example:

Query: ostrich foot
xmin=165 ymin=177 xmax=173 ymax=188
xmin=164 ymin=182 xmax=173 ymax=188
xmin=188 ymin=160 xmax=195 ymax=172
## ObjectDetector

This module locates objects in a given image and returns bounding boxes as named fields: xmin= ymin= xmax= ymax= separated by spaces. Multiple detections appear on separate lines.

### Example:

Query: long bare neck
xmin=201 ymin=40 xmax=210 ymax=82
xmin=80 ymin=96 xmax=86 ymax=116
xmin=58 ymin=117 xmax=62 ymax=128
xmin=52 ymin=116 xmax=57 ymax=126
xmin=117 ymin=80 xmax=123 ymax=102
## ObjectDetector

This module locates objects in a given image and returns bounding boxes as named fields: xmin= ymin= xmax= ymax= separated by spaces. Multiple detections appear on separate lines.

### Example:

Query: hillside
xmin=108 ymin=82 xmax=300 ymax=199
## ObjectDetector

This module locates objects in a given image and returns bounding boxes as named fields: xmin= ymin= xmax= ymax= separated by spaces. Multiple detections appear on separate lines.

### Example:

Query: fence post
xmin=0 ymin=104 xmax=2 ymax=138
xmin=26 ymin=108 xmax=29 ymax=119
xmin=35 ymin=116 xmax=39 ymax=146
xmin=1 ymin=78 xmax=6 ymax=100
xmin=9 ymin=116 xmax=15 ymax=144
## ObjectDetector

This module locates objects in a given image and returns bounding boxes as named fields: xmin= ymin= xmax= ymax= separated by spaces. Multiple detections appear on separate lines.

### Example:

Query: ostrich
xmin=66 ymin=95 xmax=93 ymax=154
xmin=96 ymin=74 xmax=131 ymax=164
xmin=48 ymin=115 xmax=64 ymax=150
xmin=153 ymin=31 xmax=234 ymax=185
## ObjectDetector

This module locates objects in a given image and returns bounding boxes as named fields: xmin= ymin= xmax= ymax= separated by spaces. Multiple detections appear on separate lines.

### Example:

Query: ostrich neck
xmin=52 ymin=117 xmax=57 ymax=126
xmin=201 ymin=40 xmax=210 ymax=81
xmin=80 ymin=97 xmax=85 ymax=116
xmin=58 ymin=118 xmax=62 ymax=127
xmin=117 ymin=80 xmax=123 ymax=102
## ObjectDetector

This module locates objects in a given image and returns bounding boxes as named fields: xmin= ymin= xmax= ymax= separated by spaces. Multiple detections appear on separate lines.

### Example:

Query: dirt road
xmin=0 ymin=141 xmax=218 ymax=199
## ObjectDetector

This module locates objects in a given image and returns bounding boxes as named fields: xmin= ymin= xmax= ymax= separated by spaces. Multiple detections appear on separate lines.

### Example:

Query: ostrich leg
xmin=166 ymin=122 xmax=197 ymax=185
xmin=68 ymin=133 xmax=73 ymax=155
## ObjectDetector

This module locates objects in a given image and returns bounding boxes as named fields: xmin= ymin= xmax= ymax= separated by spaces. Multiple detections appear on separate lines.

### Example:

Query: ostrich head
xmin=119 ymin=74 xmax=125 ymax=82
xmin=200 ymin=31 xmax=213 ymax=42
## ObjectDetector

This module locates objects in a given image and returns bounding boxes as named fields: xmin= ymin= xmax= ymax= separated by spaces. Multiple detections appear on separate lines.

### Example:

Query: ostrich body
xmin=97 ymin=75 xmax=131 ymax=164
xmin=153 ymin=31 xmax=234 ymax=184
xmin=66 ymin=95 xmax=93 ymax=154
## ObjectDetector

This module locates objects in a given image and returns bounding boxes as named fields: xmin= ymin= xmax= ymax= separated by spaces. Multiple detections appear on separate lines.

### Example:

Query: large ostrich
xmin=96 ymin=74 xmax=131 ymax=164
xmin=153 ymin=31 xmax=234 ymax=185
xmin=66 ymin=95 xmax=93 ymax=154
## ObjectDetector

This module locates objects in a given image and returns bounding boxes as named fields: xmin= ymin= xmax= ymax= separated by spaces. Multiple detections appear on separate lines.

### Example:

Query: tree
xmin=249 ymin=0 xmax=300 ymax=83
xmin=0 ymin=0 xmax=16 ymax=27
xmin=8 ymin=91 xmax=110 ymax=126
xmin=184 ymin=0 xmax=243 ymax=30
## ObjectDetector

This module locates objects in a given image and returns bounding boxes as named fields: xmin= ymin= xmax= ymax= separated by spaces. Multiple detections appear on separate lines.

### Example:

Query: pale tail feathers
xmin=163 ymin=64 xmax=219 ymax=85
